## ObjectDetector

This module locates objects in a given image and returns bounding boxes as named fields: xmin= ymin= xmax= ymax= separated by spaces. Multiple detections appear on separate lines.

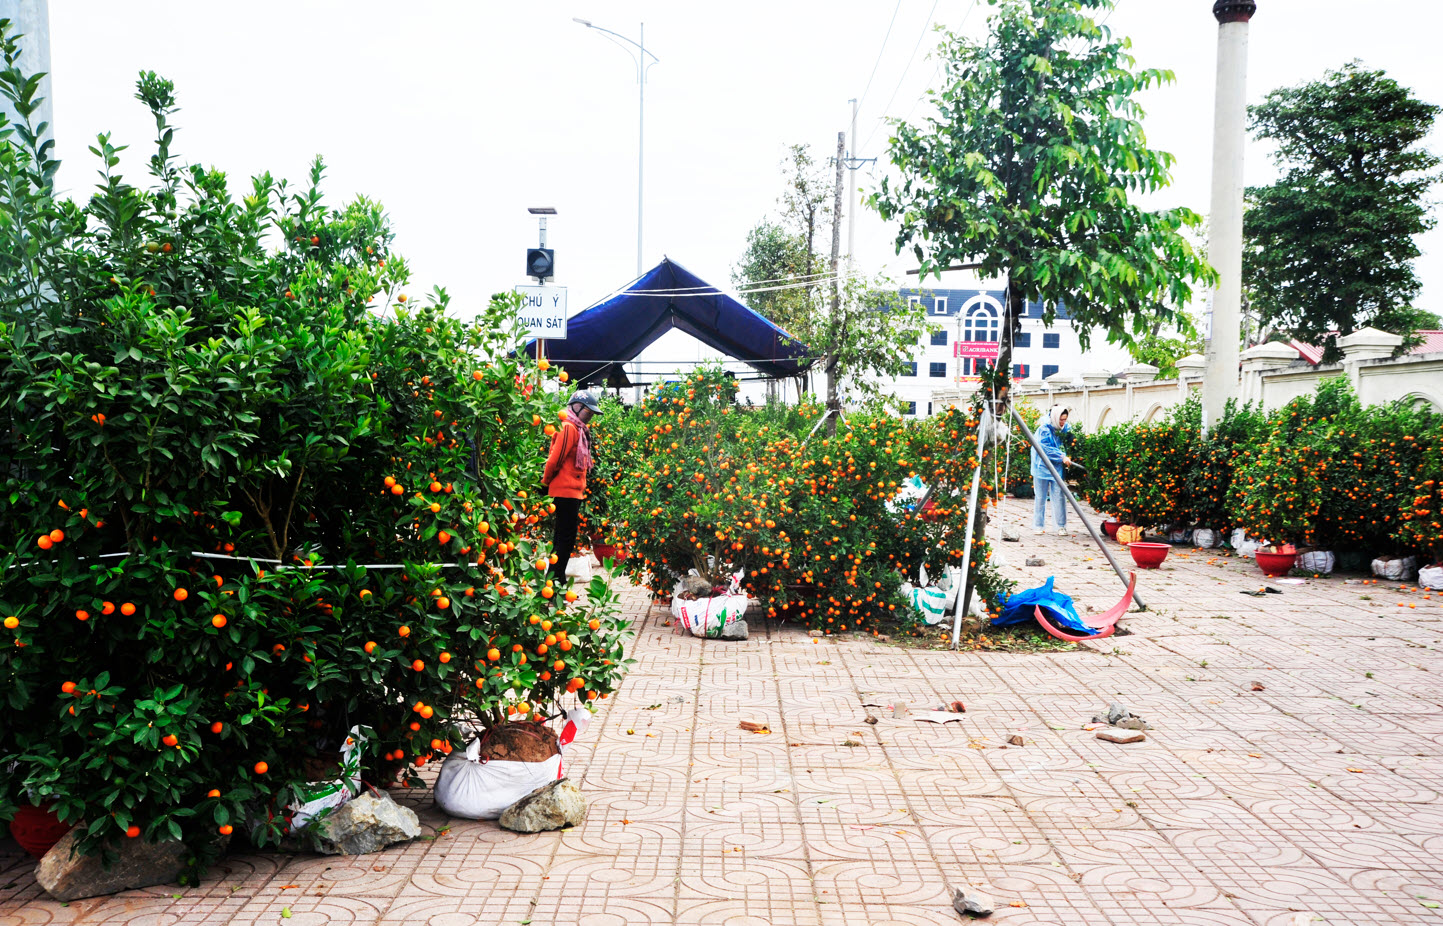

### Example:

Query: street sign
xmin=515 ymin=285 xmax=569 ymax=339
xmin=953 ymin=340 xmax=1000 ymax=360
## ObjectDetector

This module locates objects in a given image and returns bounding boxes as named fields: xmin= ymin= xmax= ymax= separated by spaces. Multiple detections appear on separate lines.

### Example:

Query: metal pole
xmin=1009 ymin=405 xmax=1146 ymax=610
xmin=636 ymin=22 xmax=645 ymax=279
xmin=950 ymin=427 xmax=987 ymax=650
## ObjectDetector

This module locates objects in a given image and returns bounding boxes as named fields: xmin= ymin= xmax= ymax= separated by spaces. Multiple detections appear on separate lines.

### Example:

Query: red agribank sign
xmin=953 ymin=340 xmax=1000 ymax=360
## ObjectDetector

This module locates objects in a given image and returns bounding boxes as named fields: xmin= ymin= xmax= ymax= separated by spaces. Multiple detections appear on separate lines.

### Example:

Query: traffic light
xmin=527 ymin=248 xmax=555 ymax=281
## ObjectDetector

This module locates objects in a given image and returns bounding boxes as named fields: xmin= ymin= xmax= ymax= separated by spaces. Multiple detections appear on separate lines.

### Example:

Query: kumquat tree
xmin=0 ymin=52 xmax=628 ymax=873
xmin=595 ymin=367 xmax=1012 ymax=634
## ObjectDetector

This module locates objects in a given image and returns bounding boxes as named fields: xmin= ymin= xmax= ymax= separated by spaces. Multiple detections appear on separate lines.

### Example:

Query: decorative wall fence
xmin=933 ymin=327 xmax=1443 ymax=431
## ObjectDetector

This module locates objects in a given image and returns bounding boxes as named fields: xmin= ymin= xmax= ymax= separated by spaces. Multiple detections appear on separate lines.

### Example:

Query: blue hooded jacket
xmin=1029 ymin=406 xmax=1070 ymax=481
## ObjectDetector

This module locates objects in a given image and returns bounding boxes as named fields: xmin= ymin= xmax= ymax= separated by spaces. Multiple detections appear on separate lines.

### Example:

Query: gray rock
xmin=680 ymin=575 xmax=713 ymax=598
xmin=309 ymin=791 xmax=420 ymax=855
xmin=37 ymin=827 xmax=188 ymax=901
xmin=1106 ymin=703 xmax=1132 ymax=724
xmin=809 ymin=629 xmax=824 ymax=638
xmin=1025 ymin=556 xmax=1045 ymax=567
xmin=1091 ymin=714 xmax=1109 ymax=725
xmin=1096 ymin=730 xmax=1146 ymax=744
xmin=952 ymin=887 xmax=995 ymax=917
xmin=499 ymin=778 xmax=586 ymax=833
xmin=1001 ymin=526 xmax=1020 ymax=543
xmin=715 ymin=619 xmax=748 ymax=640
xmin=1115 ymin=717 xmax=1149 ymax=731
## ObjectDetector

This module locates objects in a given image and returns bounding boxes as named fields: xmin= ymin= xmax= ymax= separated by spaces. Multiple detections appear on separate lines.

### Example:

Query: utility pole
xmin=826 ymin=131 xmax=845 ymax=433
xmin=1200 ymin=0 xmax=1257 ymax=431
xmin=842 ymin=98 xmax=877 ymax=261
xmin=0 ymin=0 xmax=53 ymax=148
xmin=636 ymin=22 xmax=646 ymax=278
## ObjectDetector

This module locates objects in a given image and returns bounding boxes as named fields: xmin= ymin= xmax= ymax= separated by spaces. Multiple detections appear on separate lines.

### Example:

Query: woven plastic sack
xmin=1192 ymin=528 xmax=1218 ymax=549
xmin=434 ymin=711 xmax=588 ymax=820
xmin=1117 ymin=525 xmax=1145 ymax=545
xmin=1167 ymin=527 xmax=1193 ymax=544
xmin=287 ymin=725 xmax=368 ymax=832
xmin=1372 ymin=555 xmax=1418 ymax=581
xmin=1230 ymin=529 xmax=1264 ymax=557
xmin=671 ymin=593 xmax=751 ymax=637
xmin=1420 ymin=565 xmax=1443 ymax=591
xmin=1297 ymin=550 xmax=1335 ymax=575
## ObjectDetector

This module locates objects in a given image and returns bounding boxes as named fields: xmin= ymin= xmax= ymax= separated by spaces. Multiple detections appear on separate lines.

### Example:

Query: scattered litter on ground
xmin=952 ymin=888 xmax=995 ymax=917
xmin=911 ymin=711 xmax=966 ymax=724
xmin=737 ymin=721 xmax=770 ymax=734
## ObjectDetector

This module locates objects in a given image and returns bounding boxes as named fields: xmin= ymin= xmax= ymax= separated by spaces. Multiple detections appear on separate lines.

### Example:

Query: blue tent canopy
xmin=523 ymin=258 xmax=814 ymax=387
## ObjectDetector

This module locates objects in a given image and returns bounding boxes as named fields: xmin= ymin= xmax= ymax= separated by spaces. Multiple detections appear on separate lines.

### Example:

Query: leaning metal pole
xmin=1009 ymin=405 xmax=1147 ymax=611
xmin=949 ymin=425 xmax=988 ymax=650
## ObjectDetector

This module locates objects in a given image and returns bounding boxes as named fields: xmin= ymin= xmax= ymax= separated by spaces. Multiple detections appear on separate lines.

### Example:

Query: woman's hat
xmin=568 ymin=389 xmax=603 ymax=415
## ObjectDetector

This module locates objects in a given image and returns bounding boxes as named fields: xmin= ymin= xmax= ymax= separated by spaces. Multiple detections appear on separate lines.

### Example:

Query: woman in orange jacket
xmin=542 ymin=389 xmax=603 ymax=583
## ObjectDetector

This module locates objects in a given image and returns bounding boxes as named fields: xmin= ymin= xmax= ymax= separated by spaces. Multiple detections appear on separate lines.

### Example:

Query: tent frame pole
xmin=949 ymin=425 xmax=988 ymax=650
xmin=1009 ymin=404 xmax=1146 ymax=611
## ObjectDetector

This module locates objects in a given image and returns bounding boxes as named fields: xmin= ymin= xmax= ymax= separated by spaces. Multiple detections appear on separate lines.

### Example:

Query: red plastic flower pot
xmin=1102 ymin=519 xmax=1121 ymax=539
xmin=9 ymin=802 xmax=72 ymax=859
xmin=1127 ymin=542 xmax=1170 ymax=569
xmin=592 ymin=543 xmax=617 ymax=564
xmin=1255 ymin=550 xmax=1298 ymax=577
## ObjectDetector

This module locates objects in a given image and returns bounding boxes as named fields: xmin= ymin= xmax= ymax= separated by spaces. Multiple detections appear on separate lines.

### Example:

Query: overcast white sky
xmin=39 ymin=1 xmax=1443 ymax=329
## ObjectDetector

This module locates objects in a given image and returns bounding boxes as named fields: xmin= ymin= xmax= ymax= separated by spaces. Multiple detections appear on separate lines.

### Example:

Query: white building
xmin=886 ymin=285 xmax=1132 ymax=417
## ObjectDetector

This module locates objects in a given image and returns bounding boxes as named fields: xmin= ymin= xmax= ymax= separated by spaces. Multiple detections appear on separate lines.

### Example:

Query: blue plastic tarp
xmin=522 ymin=258 xmax=813 ymax=386
xmin=993 ymin=576 xmax=1097 ymax=636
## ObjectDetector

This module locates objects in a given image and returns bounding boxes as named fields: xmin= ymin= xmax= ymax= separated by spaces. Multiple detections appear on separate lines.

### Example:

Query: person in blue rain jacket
xmin=1030 ymin=405 xmax=1074 ymax=535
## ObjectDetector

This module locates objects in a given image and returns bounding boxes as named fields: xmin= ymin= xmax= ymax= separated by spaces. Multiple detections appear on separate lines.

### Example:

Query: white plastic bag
xmin=1297 ymin=550 xmax=1335 ymax=575
xmin=1372 ymin=555 xmax=1418 ymax=581
xmin=1192 ymin=528 xmax=1218 ymax=549
xmin=671 ymin=571 xmax=749 ymax=638
xmin=565 ymin=555 xmax=592 ymax=581
xmin=1420 ymin=565 xmax=1443 ymax=591
xmin=1231 ymin=528 xmax=1264 ymax=557
xmin=287 ymin=725 xmax=367 ymax=832
xmin=434 ymin=710 xmax=589 ymax=820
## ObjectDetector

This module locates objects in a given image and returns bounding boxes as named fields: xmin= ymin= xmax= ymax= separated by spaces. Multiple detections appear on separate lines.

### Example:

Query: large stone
xmin=36 ymin=827 xmax=187 ymax=901
xmin=952 ymin=887 xmax=995 ymax=917
xmin=1096 ymin=729 xmax=1146 ymax=744
xmin=1106 ymin=702 xmax=1132 ymax=724
xmin=309 ymin=791 xmax=420 ymax=855
xmin=499 ymin=778 xmax=586 ymax=833
xmin=715 ymin=619 xmax=748 ymax=640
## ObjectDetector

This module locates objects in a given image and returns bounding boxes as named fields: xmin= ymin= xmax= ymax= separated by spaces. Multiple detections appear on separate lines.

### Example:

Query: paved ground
xmin=4 ymin=504 xmax=1443 ymax=925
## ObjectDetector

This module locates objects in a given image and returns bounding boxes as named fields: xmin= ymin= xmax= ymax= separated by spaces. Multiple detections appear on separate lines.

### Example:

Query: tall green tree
xmin=867 ymin=0 xmax=1214 ymax=389
xmin=1244 ymin=62 xmax=1441 ymax=358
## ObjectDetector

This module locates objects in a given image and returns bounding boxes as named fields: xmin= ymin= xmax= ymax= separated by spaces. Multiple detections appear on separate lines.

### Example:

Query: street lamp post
xmin=574 ymin=17 xmax=659 ymax=280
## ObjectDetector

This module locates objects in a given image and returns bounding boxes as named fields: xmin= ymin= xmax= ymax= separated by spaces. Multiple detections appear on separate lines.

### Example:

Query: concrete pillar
xmin=1176 ymin=353 xmax=1206 ymax=397
xmin=0 ymin=1 xmax=52 ymax=147
xmin=1238 ymin=342 xmax=1295 ymax=406
xmin=1337 ymin=326 xmax=1404 ymax=393
xmin=1200 ymin=0 xmax=1257 ymax=431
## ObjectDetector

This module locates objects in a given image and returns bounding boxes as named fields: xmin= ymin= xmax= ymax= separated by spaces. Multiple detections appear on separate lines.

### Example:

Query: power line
xmin=866 ymin=0 xmax=943 ymax=149
xmin=855 ymin=0 xmax=905 ymax=113
xmin=864 ymin=0 xmax=978 ymax=153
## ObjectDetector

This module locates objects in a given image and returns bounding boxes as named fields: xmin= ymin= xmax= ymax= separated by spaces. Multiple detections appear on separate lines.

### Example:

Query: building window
xmin=905 ymin=401 xmax=917 ymax=415
xmin=964 ymin=303 xmax=999 ymax=343
xmin=902 ymin=361 xmax=917 ymax=377
xmin=930 ymin=330 xmax=948 ymax=346
xmin=1042 ymin=364 xmax=1059 ymax=379
xmin=1013 ymin=363 xmax=1029 ymax=378
xmin=932 ymin=297 xmax=948 ymax=315
xmin=1014 ymin=332 xmax=1032 ymax=348
xmin=1043 ymin=332 xmax=1061 ymax=349
xmin=929 ymin=362 xmax=947 ymax=378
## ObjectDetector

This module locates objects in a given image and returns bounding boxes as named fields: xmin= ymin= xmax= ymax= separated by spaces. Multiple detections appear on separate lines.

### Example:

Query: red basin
xmin=9 ymin=803 xmax=72 ymax=858
xmin=1255 ymin=550 xmax=1297 ymax=577
xmin=1102 ymin=519 xmax=1121 ymax=539
xmin=1127 ymin=542 xmax=1170 ymax=569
